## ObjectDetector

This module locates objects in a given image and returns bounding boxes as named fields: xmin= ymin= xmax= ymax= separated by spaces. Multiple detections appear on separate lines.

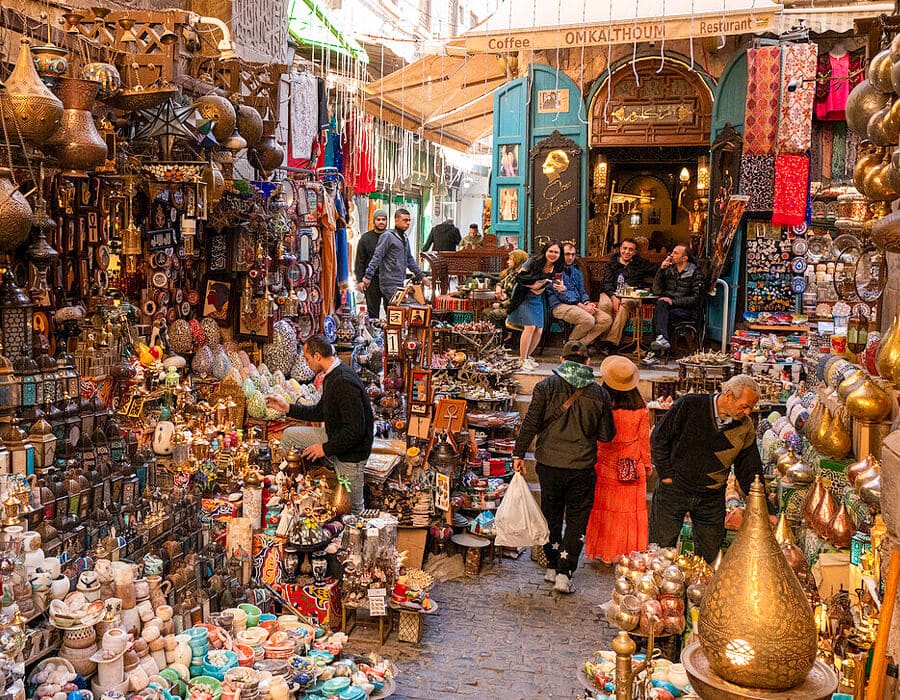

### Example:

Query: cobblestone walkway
xmin=351 ymin=552 xmax=618 ymax=699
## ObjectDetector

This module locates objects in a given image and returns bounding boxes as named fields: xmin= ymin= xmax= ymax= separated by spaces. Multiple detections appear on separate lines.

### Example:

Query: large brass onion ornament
xmin=867 ymin=100 xmax=900 ymax=146
xmin=846 ymin=79 xmax=891 ymax=138
xmin=853 ymin=147 xmax=882 ymax=192
xmin=869 ymin=48 xmax=894 ymax=93
xmin=0 ymin=39 xmax=63 ymax=145
xmin=698 ymin=477 xmax=817 ymax=690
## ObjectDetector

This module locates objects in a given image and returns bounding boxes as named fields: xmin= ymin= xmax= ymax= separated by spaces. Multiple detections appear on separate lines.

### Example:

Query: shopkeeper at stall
xmin=267 ymin=336 xmax=373 ymax=513
xmin=648 ymin=375 xmax=765 ymax=563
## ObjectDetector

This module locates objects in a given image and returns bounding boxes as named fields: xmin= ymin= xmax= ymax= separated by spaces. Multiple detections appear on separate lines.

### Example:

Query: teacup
xmin=38 ymin=558 xmax=61 ymax=580
xmin=29 ymin=571 xmax=52 ymax=591
xmin=50 ymin=575 xmax=70 ymax=600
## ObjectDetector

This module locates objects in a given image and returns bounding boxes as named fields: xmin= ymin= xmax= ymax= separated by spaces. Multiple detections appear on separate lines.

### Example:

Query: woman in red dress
xmin=585 ymin=356 xmax=652 ymax=563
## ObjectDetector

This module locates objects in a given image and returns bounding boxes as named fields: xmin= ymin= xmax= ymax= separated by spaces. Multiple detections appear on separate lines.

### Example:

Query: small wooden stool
xmin=342 ymin=605 xmax=390 ymax=645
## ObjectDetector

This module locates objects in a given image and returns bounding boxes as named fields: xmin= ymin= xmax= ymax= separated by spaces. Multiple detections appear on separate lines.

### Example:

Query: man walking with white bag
xmin=513 ymin=341 xmax=616 ymax=593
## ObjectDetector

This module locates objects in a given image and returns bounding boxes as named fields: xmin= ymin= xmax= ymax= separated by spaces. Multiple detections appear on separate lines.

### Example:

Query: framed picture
xmin=386 ymin=306 xmax=406 ymax=327
xmin=410 ymin=402 xmax=430 ymax=416
xmin=86 ymin=210 xmax=100 ymax=243
xmin=434 ymin=472 xmax=450 ymax=511
xmin=500 ymin=144 xmax=519 ymax=177
xmin=407 ymin=305 xmax=431 ymax=327
xmin=708 ymin=194 xmax=749 ymax=294
xmin=409 ymin=369 xmax=432 ymax=405
xmin=202 ymin=278 xmax=232 ymax=322
xmin=197 ymin=183 xmax=208 ymax=221
xmin=385 ymin=329 xmax=402 ymax=358
xmin=408 ymin=415 xmax=431 ymax=439
xmin=499 ymin=188 xmax=519 ymax=221
xmin=237 ymin=304 xmax=273 ymax=340
xmin=433 ymin=398 xmax=467 ymax=433
xmin=208 ymin=231 xmax=228 ymax=273
xmin=537 ymin=88 xmax=569 ymax=114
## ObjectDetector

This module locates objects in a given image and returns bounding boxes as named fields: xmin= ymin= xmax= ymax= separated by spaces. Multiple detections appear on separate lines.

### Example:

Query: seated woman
xmin=482 ymin=249 xmax=529 ymax=330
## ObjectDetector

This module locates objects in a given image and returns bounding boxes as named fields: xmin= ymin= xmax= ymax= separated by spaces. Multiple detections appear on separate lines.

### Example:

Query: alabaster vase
xmin=698 ymin=477 xmax=817 ymax=690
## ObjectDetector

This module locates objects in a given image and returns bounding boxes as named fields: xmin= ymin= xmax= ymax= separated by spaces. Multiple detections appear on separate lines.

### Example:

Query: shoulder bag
xmin=544 ymin=385 xmax=587 ymax=428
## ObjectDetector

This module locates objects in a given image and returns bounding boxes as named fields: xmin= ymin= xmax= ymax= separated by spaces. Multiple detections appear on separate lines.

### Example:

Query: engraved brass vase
xmin=236 ymin=104 xmax=263 ymax=147
xmin=698 ymin=477 xmax=817 ymax=690
xmin=44 ymin=78 xmax=107 ymax=176
xmin=0 ymin=168 xmax=33 ymax=253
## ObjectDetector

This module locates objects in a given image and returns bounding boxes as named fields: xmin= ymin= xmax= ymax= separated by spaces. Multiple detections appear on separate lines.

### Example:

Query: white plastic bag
xmin=494 ymin=473 xmax=550 ymax=547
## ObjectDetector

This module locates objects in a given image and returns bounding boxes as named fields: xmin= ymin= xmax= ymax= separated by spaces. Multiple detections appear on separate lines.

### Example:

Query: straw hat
xmin=600 ymin=355 xmax=639 ymax=391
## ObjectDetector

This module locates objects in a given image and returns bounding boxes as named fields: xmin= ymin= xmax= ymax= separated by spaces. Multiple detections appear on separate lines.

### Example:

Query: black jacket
xmin=650 ymin=394 xmax=763 ymax=497
xmin=354 ymin=229 xmax=383 ymax=283
xmin=513 ymin=361 xmax=615 ymax=470
xmin=652 ymin=261 xmax=703 ymax=308
xmin=288 ymin=362 xmax=374 ymax=462
xmin=600 ymin=254 xmax=657 ymax=296
xmin=422 ymin=221 xmax=461 ymax=252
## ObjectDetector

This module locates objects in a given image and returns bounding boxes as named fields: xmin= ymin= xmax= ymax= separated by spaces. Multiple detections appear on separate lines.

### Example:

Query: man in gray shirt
xmin=357 ymin=208 xmax=430 ymax=307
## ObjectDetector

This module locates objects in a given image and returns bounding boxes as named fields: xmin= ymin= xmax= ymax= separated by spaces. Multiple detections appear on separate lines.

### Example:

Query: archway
xmin=585 ymin=56 xmax=715 ymax=257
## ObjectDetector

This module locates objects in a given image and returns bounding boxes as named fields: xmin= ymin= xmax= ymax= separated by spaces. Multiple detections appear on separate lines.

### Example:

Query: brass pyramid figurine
xmin=698 ymin=476 xmax=817 ymax=690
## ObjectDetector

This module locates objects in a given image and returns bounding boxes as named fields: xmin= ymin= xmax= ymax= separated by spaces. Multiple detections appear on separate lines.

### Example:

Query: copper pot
xmin=859 ymin=473 xmax=882 ymax=507
xmin=780 ymin=542 xmax=808 ymax=576
xmin=810 ymin=486 xmax=837 ymax=538
xmin=0 ymin=39 xmax=63 ymax=145
xmin=803 ymin=477 xmax=826 ymax=522
xmin=847 ymin=79 xmax=891 ymax=138
xmin=868 ymin=101 xmax=900 ymax=145
xmin=786 ymin=459 xmax=815 ymax=485
xmin=869 ymin=49 xmax=895 ymax=93
xmin=236 ymin=104 xmax=263 ymax=147
xmin=44 ymin=78 xmax=107 ymax=176
xmin=877 ymin=314 xmax=900 ymax=380
xmin=837 ymin=369 xmax=868 ymax=400
xmin=827 ymin=502 xmax=854 ymax=549
xmin=863 ymin=157 xmax=900 ymax=201
xmin=891 ymin=57 xmax=900 ymax=94
xmin=249 ymin=120 xmax=285 ymax=177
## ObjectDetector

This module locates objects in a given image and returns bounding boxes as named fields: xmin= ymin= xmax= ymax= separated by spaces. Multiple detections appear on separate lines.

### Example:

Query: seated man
xmin=596 ymin=238 xmax=657 ymax=350
xmin=548 ymin=242 xmax=612 ymax=348
xmin=643 ymin=245 xmax=703 ymax=366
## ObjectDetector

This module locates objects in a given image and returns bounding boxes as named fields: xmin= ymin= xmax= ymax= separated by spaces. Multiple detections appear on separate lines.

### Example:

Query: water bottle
xmin=617 ymin=273 xmax=626 ymax=295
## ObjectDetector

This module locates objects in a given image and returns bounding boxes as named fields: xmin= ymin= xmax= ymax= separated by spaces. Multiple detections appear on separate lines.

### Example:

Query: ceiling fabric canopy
xmin=446 ymin=0 xmax=783 ymax=53
xmin=775 ymin=3 xmax=894 ymax=33
xmin=363 ymin=53 xmax=506 ymax=151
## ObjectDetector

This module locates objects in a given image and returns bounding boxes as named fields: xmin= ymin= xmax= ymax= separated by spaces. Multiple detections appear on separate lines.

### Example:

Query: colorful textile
xmin=772 ymin=154 xmax=810 ymax=226
xmin=815 ymin=51 xmax=865 ymax=121
xmin=739 ymin=154 xmax=776 ymax=212
xmin=820 ymin=122 xmax=834 ymax=181
xmin=810 ymin=121 xmax=822 ymax=180
xmin=743 ymin=46 xmax=782 ymax=155
xmin=777 ymin=43 xmax=818 ymax=154
xmin=833 ymin=121 xmax=847 ymax=179
xmin=846 ymin=128 xmax=860 ymax=176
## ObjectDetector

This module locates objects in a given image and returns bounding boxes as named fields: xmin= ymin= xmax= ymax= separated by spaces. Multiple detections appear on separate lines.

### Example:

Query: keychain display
xmin=745 ymin=223 xmax=795 ymax=312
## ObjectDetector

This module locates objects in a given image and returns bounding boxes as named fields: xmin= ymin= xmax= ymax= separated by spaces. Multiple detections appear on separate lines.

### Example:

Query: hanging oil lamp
xmin=25 ymin=185 xmax=57 ymax=308
xmin=44 ymin=78 xmax=108 ymax=177
xmin=0 ymin=39 xmax=63 ymax=146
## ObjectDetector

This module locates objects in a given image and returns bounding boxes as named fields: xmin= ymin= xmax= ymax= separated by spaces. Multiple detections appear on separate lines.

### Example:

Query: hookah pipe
xmin=612 ymin=618 xmax=659 ymax=700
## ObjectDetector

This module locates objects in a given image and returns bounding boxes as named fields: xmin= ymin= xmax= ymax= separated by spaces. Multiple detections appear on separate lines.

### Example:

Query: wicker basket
xmin=396 ymin=610 xmax=425 ymax=643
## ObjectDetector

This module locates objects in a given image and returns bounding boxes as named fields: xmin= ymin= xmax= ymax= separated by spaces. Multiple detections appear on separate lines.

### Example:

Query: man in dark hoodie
xmin=422 ymin=218 xmax=461 ymax=252
xmin=643 ymin=244 xmax=703 ymax=366
xmin=513 ymin=341 xmax=616 ymax=593
xmin=596 ymin=238 xmax=657 ymax=351
xmin=355 ymin=209 xmax=389 ymax=318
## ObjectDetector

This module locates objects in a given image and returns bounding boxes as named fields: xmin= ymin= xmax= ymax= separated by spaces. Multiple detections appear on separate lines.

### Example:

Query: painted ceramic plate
xmin=806 ymin=235 xmax=829 ymax=262
xmin=791 ymin=257 xmax=808 ymax=274
xmin=791 ymin=276 xmax=807 ymax=293
xmin=323 ymin=315 xmax=337 ymax=343
xmin=791 ymin=238 xmax=808 ymax=256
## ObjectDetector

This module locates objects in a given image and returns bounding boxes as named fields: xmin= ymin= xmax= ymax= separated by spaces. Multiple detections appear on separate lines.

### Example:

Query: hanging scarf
xmin=772 ymin=154 xmax=810 ymax=226
xmin=739 ymin=154 xmax=776 ymax=212
xmin=776 ymin=43 xmax=818 ymax=154
xmin=743 ymin=46 xmax=782 ymax=155
xmin=832 ymin=122 xmax=847 ymax=180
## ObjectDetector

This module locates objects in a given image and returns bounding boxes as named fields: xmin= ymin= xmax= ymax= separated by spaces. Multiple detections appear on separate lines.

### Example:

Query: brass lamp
xmin=29 ymin=416 xmax=55 ymax=473
xmin=0 ymin=416 xmax=33 ymax=476
xmin=0 ymin=271 xmax=34 ymax=361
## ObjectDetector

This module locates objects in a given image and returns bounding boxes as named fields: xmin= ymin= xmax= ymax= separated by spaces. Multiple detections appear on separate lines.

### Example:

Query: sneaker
xmin=544 ymin=568 xmax=557 ymax=583
xmin=651 ymin=335 xmax=671 ymax=351
xmin=642 ymin=352 xmax=661 ymax=366
xmin=524 ymin=358 xmax=538 ymax=369
xmin=554 ymin=573 xmax=575 ymax=594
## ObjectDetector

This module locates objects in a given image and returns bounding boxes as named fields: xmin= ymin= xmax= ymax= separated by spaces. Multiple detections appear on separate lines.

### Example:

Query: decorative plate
xmin=791 ymin=276 xmax=807 ymax=293
xmin=323 ymin=315 xmax=337 ymax=343
xmin=791 ymin=257 xmax=808 ymax=274
xmin=791 ymin=238 xmax=808 ymax=256
xmin=791 ymin=222 xmax=809 ymax=235
xmin=832 ymin=233 xmax=862 ymax=259
xmin=806 ymin=235 xmax=829 ymax=262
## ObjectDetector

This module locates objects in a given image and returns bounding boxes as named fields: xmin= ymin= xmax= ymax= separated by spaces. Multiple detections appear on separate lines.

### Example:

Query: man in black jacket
xmin=355 ymin=209 xmax=389 ymax=318
xmin=267 ymin=336 xmax=374 ymax=513
xmin=422 ymin=219 xmax=461 ymax=252
xmin=597 ymin=238 xmax=657 ymax=349
xmin=512 ymin=341 xmax=615 ymax=594
xmin=643 ymin=245 xmax=703 ymax=365
xmin=649 ymin=375 xmax=764 ymax=562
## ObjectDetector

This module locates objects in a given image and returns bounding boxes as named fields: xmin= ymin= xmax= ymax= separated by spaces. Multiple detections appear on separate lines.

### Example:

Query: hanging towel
xmin=289 ymin=72 xmax=319 ymax=162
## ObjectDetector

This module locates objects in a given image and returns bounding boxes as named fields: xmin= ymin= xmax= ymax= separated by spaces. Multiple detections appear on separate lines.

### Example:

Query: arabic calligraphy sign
xmin=590 ymin=59 xmax=713 ymax=147
xmin=530 ymin=130 xmax=582 ymax=250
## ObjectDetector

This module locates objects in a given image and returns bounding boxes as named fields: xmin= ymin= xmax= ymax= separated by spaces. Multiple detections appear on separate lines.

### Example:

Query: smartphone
xmin=554 ymin=273 xmax=563 ymax=283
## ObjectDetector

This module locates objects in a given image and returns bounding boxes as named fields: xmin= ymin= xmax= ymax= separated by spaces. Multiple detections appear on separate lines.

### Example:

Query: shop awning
xmin=363 ymin=53 xmax=506 ymax=151
xmin=288 ymin=0 xmax=368 ymax=62
xmin=447 ymin=0 xmax=783 ymax=53
xmin=776 ymin=3 xmax=894 ymax=34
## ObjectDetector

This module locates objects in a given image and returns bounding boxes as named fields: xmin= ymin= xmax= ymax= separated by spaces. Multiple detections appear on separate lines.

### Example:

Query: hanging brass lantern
xmin=236 ymin=104 xmax=263 ymax=147
xmin=846 ymin=80 xmax=891 ymax=138
xmin=698 ymin=477 xmax=817 ymax=690
xmin=0 ymin=168 xmax=33 ymax=254
xmin=0 ymin=39 xmax=63 ymax=146
xmin=248 ymin=120 xmax=285 ymax=178
xmin=201 ymin=161 xmax=225 ymax=205
xmin=194 ymin=94 xmax=236 ymax=141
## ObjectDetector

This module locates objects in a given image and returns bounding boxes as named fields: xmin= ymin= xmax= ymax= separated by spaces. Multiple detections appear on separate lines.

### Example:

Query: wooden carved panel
xmin=187 ymin=58 xmax=286 ymax=119
xmin=590 ymin=59 xmax=712 ymax=147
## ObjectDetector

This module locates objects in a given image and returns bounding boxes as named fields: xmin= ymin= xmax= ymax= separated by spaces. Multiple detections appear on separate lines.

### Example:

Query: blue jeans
xmin=648 ymin=480 xmax=725 ymax=564
xmin=280 ymin=426 xmax=366 ymax=513
xmin=653 ymin=300 xmax=695 ymax=340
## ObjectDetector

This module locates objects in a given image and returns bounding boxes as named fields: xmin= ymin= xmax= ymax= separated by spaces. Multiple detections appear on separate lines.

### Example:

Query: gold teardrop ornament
xmin=698 ymin=477 xmax=817 ymax=690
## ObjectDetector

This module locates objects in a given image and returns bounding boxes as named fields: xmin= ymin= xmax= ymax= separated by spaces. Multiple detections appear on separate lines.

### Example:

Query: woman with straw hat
xmin=585 ymin=356 xmax=652 ymax=563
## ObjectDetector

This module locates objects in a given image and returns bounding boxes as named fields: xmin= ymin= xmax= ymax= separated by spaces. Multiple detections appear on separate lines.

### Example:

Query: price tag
xmin=368 ymin=587 xmax=387 ymax=617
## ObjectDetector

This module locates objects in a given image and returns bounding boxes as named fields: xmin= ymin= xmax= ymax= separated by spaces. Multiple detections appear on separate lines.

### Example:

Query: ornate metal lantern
xmin=29 ymin=416 xmax=56 ymax=473
xmin=0 ymin=271 xmax=34 ymax=361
